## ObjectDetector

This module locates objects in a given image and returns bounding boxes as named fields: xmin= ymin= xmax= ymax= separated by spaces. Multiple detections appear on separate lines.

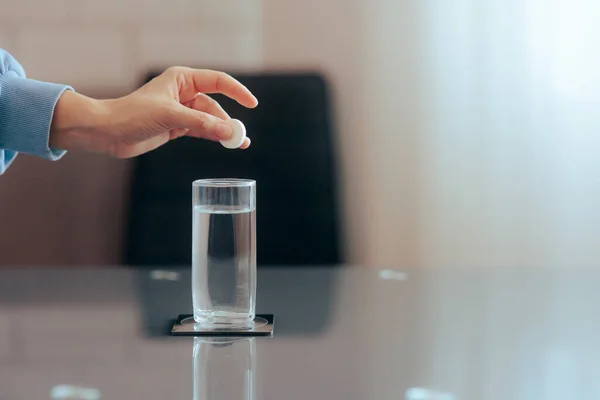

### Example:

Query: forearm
xmin=49 ymin=90 xmax=112 ymax=154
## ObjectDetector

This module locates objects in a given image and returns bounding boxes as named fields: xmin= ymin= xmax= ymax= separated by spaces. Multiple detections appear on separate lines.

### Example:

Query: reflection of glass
xmin=193 ymin=337 xmax=256 ymax=400
xmin=405 ymin=388 xmax=455 ymax=400
xmin=50 ymin=385 xmax=101 ymax=400
xmin=192 ymin=179 xmax=257 ymax=329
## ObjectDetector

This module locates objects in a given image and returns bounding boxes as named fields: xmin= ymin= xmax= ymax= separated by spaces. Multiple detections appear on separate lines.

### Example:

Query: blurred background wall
xmin=1 ymin=0 xmax=600 ymax=267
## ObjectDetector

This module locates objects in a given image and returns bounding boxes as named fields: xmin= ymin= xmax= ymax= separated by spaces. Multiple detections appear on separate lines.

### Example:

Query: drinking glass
xmin=192 ymin=179 xmax=256 ymax=328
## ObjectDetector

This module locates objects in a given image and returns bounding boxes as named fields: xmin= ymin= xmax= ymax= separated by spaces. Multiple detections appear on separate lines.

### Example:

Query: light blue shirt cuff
xmin=0 ymin=149 xmax=17 ymax=175
xmin=0 ymin=71 xmax=72 ymax=164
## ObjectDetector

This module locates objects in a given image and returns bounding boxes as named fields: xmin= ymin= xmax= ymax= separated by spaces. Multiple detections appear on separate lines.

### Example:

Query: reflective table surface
xmin=1 ymin=266 xmax=600 ymax=399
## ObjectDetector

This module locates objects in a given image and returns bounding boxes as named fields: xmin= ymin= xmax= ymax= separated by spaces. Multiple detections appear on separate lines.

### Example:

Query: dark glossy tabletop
xmin=1 ymin=266 xmax=600 ymax=400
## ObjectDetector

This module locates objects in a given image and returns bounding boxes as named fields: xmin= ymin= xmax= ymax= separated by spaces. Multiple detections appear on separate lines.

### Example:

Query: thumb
xmin=167 ymin=104 xmax=233 ymax=141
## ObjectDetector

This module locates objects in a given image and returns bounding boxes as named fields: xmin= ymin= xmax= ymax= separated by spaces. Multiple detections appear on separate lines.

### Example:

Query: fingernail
xmin=217 ymin=123 xmax=233 ymax=140
xmin=240 ymin=138 xmax=251 ymax=150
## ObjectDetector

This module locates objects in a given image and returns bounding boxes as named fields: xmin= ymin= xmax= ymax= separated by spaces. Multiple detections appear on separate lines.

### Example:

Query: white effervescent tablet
xmin=220 ymin=119 xmax=246 ymax=149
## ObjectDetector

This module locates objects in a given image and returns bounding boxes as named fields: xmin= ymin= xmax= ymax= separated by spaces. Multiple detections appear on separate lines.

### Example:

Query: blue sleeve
xmin=0 ymin=49 xmax=73 ymax=175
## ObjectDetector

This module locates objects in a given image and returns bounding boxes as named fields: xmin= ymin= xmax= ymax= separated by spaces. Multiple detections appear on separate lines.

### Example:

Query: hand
xmin=49 ymin=66 xmax=258 ymax=157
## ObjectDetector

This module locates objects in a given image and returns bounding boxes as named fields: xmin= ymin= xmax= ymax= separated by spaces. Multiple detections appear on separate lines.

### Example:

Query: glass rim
xmin=192 ymin=178 xmax=256 ymax=188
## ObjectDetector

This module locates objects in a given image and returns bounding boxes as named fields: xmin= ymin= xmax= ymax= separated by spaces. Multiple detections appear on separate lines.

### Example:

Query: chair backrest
xmin=124 ymin=72 xmax=342 ymax=267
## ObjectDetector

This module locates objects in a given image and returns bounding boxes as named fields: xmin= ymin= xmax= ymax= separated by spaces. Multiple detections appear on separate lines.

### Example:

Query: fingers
xmin=169 ymin=128 xmax=189 ymax=140
xmin=239 ymin=137 xmax=251 ymax=149
xmin=168 ymin=104 xmax=232 ymax=141
xmin=184 ymin=93 xmax=230 ymax=120
xmin=165 ymin=104 xmax=251 ymax=149
xmin=175 ymin=68 xmax=258 ymax=108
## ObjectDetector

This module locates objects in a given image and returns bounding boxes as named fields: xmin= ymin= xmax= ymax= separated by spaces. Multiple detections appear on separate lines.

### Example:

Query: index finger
xmin=180 ymin=68 xmax=258 ymax=108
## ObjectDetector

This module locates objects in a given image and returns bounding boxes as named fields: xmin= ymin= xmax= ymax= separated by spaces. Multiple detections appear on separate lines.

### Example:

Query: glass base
xmin=190 ymin=311 xmax=258 ymax=331
xmin=181 ymin=316 xmax=267 ymax=332
xmin=194 ymin=318 xmax=253 ymax=330
xmin=172 ymin=315 xmax=273 ymax=336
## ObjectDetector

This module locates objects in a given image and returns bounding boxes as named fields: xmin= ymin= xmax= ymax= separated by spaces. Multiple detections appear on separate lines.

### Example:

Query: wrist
xmin=49 ymin=90 xmax=110 ymax=153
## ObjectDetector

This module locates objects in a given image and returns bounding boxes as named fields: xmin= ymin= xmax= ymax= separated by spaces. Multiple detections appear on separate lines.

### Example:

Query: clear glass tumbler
xmin=192 ymin=179 xmax=256 ymax=328
xmin=193 ymin=337 xmax=256 ymax=400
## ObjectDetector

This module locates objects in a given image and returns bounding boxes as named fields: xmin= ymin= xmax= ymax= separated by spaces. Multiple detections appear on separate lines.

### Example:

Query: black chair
xmin=124 ymin=72 xmax=342 ymax=267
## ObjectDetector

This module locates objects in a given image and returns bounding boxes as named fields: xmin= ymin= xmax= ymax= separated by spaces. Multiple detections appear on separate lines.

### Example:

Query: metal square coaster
xmin=170 ymin=314 xmax=275 ymax=337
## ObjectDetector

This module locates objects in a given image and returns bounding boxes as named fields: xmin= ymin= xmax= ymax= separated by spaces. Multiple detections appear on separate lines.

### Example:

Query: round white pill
xmin=220 ymin=119 xmax=246 ymax=149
